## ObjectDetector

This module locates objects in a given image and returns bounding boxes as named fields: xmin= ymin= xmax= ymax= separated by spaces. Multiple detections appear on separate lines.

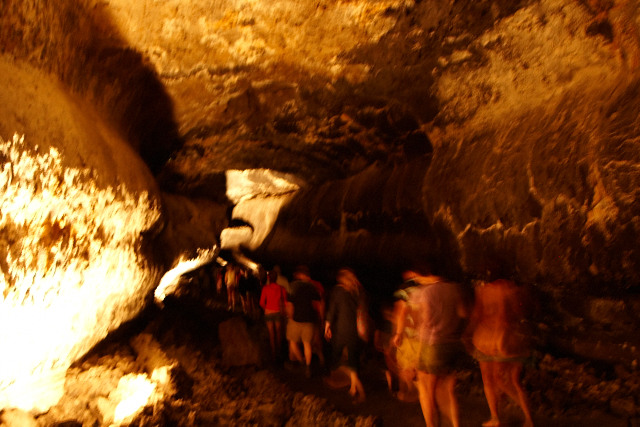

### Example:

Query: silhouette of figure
xmin=390 ymin=276 xmax=420 ymax=402
xmin=260 ymin=269 xmax=287 ymax=361
xmin=225 ymin=264 xmax=240 ymax=311
xmin=394 ymin=269 xmax=468 ymax=427
xmin=324 ymin=268 xmax=367 ymax=402
xmin=466 ymin=278 xmax=534 ymax=427
xmin=285 ymin=265 xmax=322 ymax=378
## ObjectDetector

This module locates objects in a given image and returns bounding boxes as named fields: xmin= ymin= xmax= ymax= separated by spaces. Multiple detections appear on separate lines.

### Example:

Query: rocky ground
xmin=8 ymin=283 xmax=638 ymax=427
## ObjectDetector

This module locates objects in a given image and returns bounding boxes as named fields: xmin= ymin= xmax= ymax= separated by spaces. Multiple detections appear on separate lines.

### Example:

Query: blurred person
xmin=260 ymin=269 xmax=287 ymax=361
xmin=215 ymin=265 xmax=224 ymax=295
xmin=308 ymin=270 xmax=327 ymax=367
xmin=285 ymin=265 xmax=322 ymax=378
xmin=324 ymin=268 xmax=367 ymax=403
xmin=373 ymin=301 xmax=396 ymax=394
xmin=238 ymin=268 xmax=250 ymax=314
xmin=394 ymin=268 xmax=468 ymax=427
xmin=389 ymin=275 xmax=421 ymax=402
xmin=466 ymin=277 xmax=534 ymax=427
xmin=239 ymin=268 xmax=260 ymax=317
xmin=274 ymin=265 xmax=291 ymax=293
xmin=225 ymin=264 xmax=239 ymax=311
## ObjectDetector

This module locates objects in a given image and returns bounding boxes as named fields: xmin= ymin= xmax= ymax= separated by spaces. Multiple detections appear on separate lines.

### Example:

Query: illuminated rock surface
xmin=0 ymin=56 xmax=163 ymax=411
xmin=1 ymin=0 xmax=640 ymax=422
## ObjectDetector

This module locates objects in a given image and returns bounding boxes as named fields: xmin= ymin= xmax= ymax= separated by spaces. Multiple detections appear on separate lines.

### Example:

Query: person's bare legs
xmin=274 ymin=319 xmax=282 ymax=356
xmin=312 ymin=327 xmax=325 ymax=366
xmin=230 ymin=288 xmax=238 ymax=311
xmin=385 ymin=369 xmax=393 ymax=393
xmin=347 ymin=368 xmax=366 ymax=402
xmin=435 ymin=374 xmax=460 ymax=427
xmin=240 ymin=294 xmax=247 ymax=313
xmin=503 ymin=362 xmax=534 ymax=427
xmin=398 ymin=368 xmax=418 ymax=402
xmin=480 ymin=361 xmax=501 ymax=426
xmin=416 ymin=371 xmax=438 ymax=427
xmin=302 ymin=340 xmax=313 ymax=366
xmin=289 ymin=340 xmax=304 ymax=363
xmin=227 ymin=288 xmax=233 ymax=309
xmin=266 ymin=321 xmax=276 ymax=358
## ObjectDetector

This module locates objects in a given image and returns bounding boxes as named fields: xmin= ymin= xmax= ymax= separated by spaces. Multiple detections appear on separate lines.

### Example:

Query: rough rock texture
xmin=35 ymin=296 xmax=381 ymax=427
xmin=31 ymin=290 xmax=639 ymax=426
xmin=1 ymin=0 xmax=640 ymax=415
xmin=0 ymin=56 xmax=164 ymax=411
xmin=218 ymin=317 xmax=263 ymax=367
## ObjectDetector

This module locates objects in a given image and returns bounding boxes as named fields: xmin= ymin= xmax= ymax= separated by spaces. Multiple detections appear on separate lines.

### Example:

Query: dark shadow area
xmin=0 ymin=0 xmax=182 ymax=174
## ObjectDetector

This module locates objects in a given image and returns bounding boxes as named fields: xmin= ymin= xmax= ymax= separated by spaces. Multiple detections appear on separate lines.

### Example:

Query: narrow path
xmin=193 ymin=285 xmax=628 ymax=427
xmin=270 ymin=356 xmax=626 ymax=427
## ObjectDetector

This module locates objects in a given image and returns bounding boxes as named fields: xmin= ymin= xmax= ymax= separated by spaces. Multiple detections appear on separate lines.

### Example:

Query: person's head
xmin=337 ymin=268 xmax=361 ymax=292
xmin=401 ymin=262 xmax=432 ymax=281
xmin=401 ymin=270 xmax=419 ymax=283
xmin=267 ymin=269 xmax=278 ymax=283
xmin=293 ymin=265 xmax=310 ymax=280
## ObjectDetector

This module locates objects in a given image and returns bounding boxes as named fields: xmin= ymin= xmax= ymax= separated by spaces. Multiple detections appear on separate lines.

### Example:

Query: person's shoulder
xmin=291 ymin=279 xmax=311 ymax=291
xmin=301 ymin=279 xmax=316 ymax=288
xmin=333 ymin=284 xmax=349 ymax=294
xmin=289 ymin=279 xmax=300 ymax=290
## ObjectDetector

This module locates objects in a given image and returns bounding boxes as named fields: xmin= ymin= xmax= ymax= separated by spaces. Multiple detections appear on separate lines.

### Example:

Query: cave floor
xmin=37 ymin=288 xmax=631 ymax=427
xmin=153 ymin=290 xmax=629 ymax=427
xmin=271 ymin=342 xmax=626 ymax=427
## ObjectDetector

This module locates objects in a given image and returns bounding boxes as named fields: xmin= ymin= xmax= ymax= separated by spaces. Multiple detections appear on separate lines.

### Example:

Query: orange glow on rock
xmin=0 ymin=134 xmax=162 ymax=412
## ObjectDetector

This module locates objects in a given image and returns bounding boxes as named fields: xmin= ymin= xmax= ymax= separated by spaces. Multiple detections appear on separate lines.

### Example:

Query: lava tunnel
xmin=1 ymin=0 xmax=639 ymax=425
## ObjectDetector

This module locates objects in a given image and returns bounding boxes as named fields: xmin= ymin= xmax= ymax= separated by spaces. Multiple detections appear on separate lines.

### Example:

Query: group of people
xmin=383 ymin=267 xmax=534 ymax=427
xmin=216 ymin=261 xmax=535 ymax=427
xmin=257 ymin=264 xmax=368 ymax=402
xmin=220 ymin=263 xmax=261 ymax=316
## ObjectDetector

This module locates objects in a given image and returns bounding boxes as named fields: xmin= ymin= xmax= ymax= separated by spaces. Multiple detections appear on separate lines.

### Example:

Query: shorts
xmin=417 ymin=341 xmax=465 ymax=374
xmin=286 ymin=320 xmax=315 ymax=344
xmin=264 ymin=312 xmax=283 ymax=322
xmin=331 ymin=333 xmax=361 ymax=371
xmin=396 ymin=337 xmax=421 ymax=371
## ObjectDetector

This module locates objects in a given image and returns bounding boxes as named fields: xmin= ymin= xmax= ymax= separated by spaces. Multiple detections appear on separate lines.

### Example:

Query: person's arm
xmin=324 ymin=320 xmax=332 ymax=340
xmin=314 ymin=296 xmax=325 ymax=324
xmin=259 ymin=286 xmax=267 ymax=309
xmin=457 ymin=289 xmax=469 ymax=319
xmin=284 ymin=289 xmax=294 ymax=318
xmin=324 ymin=288 xmax=335 ymax=340
xmin=392 ymin=299 xmax=408 ymax=347
xmin=279 ymin=286 xmax=287 ymax=312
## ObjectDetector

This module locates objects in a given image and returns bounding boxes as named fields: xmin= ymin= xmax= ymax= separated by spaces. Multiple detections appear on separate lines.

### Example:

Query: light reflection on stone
xmin=222 ymin=169 xmax=300 ymax=251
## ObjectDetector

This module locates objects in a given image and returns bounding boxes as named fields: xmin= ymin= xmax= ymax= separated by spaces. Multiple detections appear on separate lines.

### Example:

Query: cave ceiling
xmin=2 ymin=0 xmax=640 ymax=286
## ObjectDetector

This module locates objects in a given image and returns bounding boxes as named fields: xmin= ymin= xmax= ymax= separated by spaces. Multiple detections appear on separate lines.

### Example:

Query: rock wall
xmin=248 ymin=0 xmax=640 ymax=367
xmin=0 ymin=38 xmax=164 ymax=413
xmin=0 ymin=0 xmax=181 ymax=173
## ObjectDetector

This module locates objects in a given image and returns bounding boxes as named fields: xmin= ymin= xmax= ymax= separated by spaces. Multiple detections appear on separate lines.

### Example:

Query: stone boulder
xmin=218 ymin=317 xmax=263 ymax=367
xmin=0 ymin=56 xmax=163 ymax=411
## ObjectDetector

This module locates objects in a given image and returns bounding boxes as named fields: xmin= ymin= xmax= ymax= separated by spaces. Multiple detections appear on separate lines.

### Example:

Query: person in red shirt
xmin=260 ymin=269 xmax=287 ymax=361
